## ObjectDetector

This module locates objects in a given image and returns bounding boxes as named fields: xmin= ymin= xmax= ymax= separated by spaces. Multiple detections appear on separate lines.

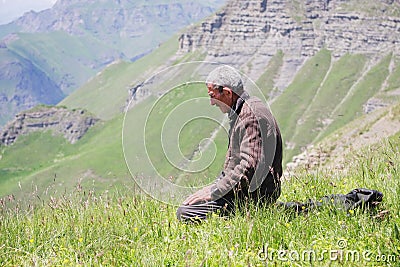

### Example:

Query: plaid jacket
xmin=211 ymin=92 xmax=282 ymax=202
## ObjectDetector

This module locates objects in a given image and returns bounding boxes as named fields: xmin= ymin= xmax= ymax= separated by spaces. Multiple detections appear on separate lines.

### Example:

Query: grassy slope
xmin=271 ymin=49 xmax=332 ymax=161
xmin=1 ymin=45 xmax=397 ymax=198
xmin=324 ymin=53 xmax=392 ymax=139
xmin=59 ymin=34 xmax=179 ymax=120
xmin=7 ymin=32 xmax=110 ymax=94
xmin=1 ymin=131 xmax=398 ymax=266
xmin=386 ymin=56 xmax=400 ymax=92
xmin=293 ymin=54 xmax=367 ymax=144
xmin=255 ymin=49 xmax=284 ymax=100
xmin=0 ymin=82 xmax=228 ymax=202
xmin=268 ymin=51 xmax=393 ymax=163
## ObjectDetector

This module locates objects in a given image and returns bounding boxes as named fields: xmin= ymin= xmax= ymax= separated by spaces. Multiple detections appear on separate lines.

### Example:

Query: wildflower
xmin=78 ymin=238 xmax=83 ymax=243
xmin=29 ymin=239 xmax=34 ymax=243
xmin=134 ymin=227 xmax=138 ymax=233
xmin=228 ymin=246 xmax=236 ymax=257
xmin=285 ymin=223 xmax=291 ymax=227
xmin=348 ymin=209 xmax=354 ymax=215
xmin=63 ymin=259 xmax=69 ymax=264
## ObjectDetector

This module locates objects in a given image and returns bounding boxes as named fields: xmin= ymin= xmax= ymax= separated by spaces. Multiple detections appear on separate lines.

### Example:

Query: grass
xmin=0 ymin=132 xmax=398 ymax=266
xmin=292 ymin=53 xmax=367 ymax=144
xmin=270 ymin=51 xmax=394 ymax=164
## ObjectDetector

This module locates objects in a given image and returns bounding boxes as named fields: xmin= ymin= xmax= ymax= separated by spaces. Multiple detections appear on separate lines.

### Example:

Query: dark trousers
xmin=176 ymin=196 xmax=235 ymax=222
xmin=176 ymin=185 xmax=280 ymax=222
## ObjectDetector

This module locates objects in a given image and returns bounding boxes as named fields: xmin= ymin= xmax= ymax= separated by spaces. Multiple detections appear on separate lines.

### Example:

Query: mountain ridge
xmin=0 ymin=0 xmax=227 ymax=126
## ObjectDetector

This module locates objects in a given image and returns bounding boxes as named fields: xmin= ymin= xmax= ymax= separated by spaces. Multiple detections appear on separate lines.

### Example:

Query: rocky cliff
xmin=0 ymin=106 xmax=99 ymax=146
xmin=178 ymin=0 xmax=400 ymax=88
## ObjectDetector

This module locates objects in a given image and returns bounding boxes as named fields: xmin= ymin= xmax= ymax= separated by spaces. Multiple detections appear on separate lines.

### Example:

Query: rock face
xmin=0 ymin=106 xmax=99 ymax=146
xmin=178 ymin=0 xmax=400 ymax=88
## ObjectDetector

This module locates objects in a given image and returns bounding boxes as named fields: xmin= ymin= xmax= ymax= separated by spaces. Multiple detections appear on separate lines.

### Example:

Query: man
xmin=176 ymin=65 xmax=282 ymax=221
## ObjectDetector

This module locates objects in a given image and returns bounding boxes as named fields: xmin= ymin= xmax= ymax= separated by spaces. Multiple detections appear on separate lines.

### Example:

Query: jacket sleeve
xmin=211 ymin=112 xmax=263 ymax=199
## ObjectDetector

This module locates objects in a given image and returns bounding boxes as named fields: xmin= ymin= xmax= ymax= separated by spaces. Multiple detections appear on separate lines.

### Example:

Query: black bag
xmin=276 ymin=188 xmax=383 ymax=214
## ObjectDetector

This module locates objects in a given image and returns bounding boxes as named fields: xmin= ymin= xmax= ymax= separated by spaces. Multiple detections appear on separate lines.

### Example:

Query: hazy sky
xmin=0 ymin=0 xmax=57 ymax=25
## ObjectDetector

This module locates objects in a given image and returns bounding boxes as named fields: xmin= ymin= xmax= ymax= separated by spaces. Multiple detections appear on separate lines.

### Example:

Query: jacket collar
xmin=228 ymin=91 xmax=249 ymax=121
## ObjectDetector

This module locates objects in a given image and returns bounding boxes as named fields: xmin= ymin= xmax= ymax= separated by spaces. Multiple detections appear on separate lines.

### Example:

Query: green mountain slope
xmin=0 ymin=51 xmax=229 ymax=201
xmin=1 ymin=128 xmax=399 ymax=265
xmin=269 ymin=52 xmax=399 ymax=162
xmin=0 ymin=48 xmax=65 ymax=125
xmin=7 ymin=31 xmax=119 ymax=94
xmin=0 ymin=0 xmax=227 ymax=127
xmin=1 ymin=36 xmax=399 ymax=201
xmin=59 ymin=35 xmax=180 ymax=120
xmin=1 ymin=0 xmax=400 ymax=200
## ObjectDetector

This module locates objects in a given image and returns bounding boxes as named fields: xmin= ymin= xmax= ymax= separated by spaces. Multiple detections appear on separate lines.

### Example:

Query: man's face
xmin=207 ymin=83 xmax=234 ymax=113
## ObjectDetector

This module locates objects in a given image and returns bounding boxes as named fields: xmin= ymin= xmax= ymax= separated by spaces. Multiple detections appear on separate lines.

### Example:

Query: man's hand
xmin=183 ymin=185 xmax=213 ymax=205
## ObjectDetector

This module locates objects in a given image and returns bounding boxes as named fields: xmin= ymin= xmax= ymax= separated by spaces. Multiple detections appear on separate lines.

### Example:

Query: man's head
xmin=205 ymin=66 xmax=244 ymax=113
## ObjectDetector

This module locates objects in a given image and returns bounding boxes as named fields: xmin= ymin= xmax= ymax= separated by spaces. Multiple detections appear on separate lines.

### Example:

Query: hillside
xmin=0 ymin=0 xmax=400 ymax=202
xmin=0 ymin=48 xmax=65 ymax=126
xmin=0 ymin=0 xmax=226 ymax=126
xmin=287 ymin=101 xmax=400 ymax=170
xmin=1 ymin=129 xmax=399 ymax=265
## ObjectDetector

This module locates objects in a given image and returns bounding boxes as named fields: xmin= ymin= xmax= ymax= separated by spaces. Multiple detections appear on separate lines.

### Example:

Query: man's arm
xmin=211 ymin=112 xmax=263 ymax=199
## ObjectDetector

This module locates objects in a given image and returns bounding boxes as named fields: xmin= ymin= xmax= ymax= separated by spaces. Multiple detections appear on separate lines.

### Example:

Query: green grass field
xmin=1 ymin=132 xmax=398 ymax=266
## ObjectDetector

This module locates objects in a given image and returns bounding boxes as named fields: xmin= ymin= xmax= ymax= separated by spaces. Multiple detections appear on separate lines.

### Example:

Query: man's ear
xmin=223 ymin=87 xmax=232 ymax=96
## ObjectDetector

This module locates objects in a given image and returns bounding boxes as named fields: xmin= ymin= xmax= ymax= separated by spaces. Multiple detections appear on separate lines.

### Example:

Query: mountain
xmin=0 ymin=0 xmax=399 ymax=201
xmin=0 ymin=0 xmax=227 ymax=126
xmin=179 ymin=0 xmax=400 ymax=79
xmin=178 ymin=0 xmax=400 ymax=160
xmin=0 ymin=47 xmax=65 ymax=126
